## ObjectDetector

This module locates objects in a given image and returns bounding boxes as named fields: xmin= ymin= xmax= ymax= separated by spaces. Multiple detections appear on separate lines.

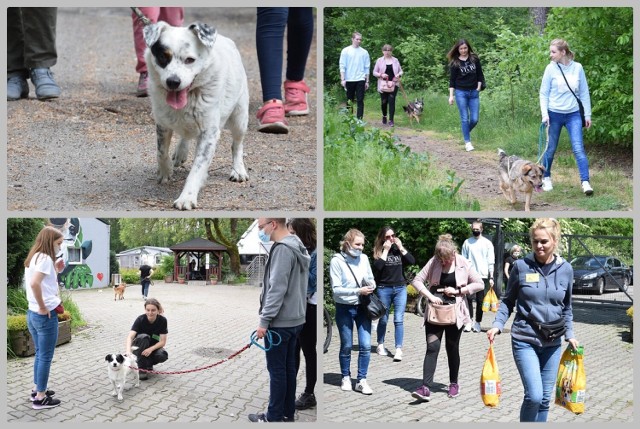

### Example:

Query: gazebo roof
xmin=169 ymin=237 xmax=227 ymax=252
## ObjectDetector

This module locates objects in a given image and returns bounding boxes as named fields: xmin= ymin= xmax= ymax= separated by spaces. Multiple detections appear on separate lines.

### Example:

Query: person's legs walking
xmin=565 ymin=111 xmax=591 ymax=183
xmin=536 ymin=343 xmax=562 ymax=422
xmin=345 ymin=81 xmax=357 ymax=115
xmin=335 ymin=304 xmax=355 ymax=378
xmin=355 ymin=80 xmax=366 ymax=120
xmin=22 ymin=8 xmax=60 ymax=100
xmin=474 ymin=278 xmax=489 ymax=329
xmin=443 ymin=324 xmax=462 ymax=384
xmin=468 ymin=89 xmax=480 ymax=134
xmin=543 ymin=111 xmax=564 ymax=178
xmin=380 ymin=93 xmax=389 ymax=124
xmin=283 ymin=8 xmax=313 ymax=117
xmin=375 ymin=287 xmax=393 ymax=350
xmin=421 ymin=324 xmax=443 ymax=386
xmin=392 ymin=286 xmax=407 ymax=349
xmin=7 ymin=8 xmax=30 ymax=100
xmin=283 ymin=325 xmax=303 ymax=420
xmin=454 ymin=90 xmax=471 ymax=142
xmin=265 ymin=326 xmax=298 ymax=422
xmin=354 ymin=307 xmax=372 ymax=381
xmin=388 ymin=88 xmax=398 ymax=123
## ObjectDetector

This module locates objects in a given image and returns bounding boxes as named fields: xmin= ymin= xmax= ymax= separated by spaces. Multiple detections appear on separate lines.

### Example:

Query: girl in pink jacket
xmin=372 ymin=44 xmax=403 ymax=127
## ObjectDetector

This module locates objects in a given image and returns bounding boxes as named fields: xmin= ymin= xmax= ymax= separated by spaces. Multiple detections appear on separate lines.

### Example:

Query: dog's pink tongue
xmin=166 ymin=88 xmax=189 ymax=110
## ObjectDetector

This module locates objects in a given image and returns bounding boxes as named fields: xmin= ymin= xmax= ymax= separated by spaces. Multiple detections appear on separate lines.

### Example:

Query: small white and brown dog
xmin=105 ymin=351 xmax=140 ymax=401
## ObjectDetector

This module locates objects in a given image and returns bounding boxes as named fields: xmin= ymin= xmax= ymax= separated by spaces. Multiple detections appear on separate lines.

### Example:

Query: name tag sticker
xmin=525 ymin=273 xmax=540 ymax=283
xmin=152 ymin=334 xmax=161 ymax=342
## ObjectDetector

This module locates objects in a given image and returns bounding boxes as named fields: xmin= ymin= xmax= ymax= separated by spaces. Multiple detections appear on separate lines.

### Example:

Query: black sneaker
xmin=32 ymin=395 xmax=61 ymax=409
xmin=30 ymin=389 xmax=55 ymax=402
xmin=295 ymin=392 xmax=317 ymax=410
xmin=248 ymin=412 xmax=269 ymax=422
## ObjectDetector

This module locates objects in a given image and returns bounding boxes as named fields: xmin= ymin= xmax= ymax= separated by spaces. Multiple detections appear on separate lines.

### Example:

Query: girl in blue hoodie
xmin=488 ymin=218 xmax=579 ymax=422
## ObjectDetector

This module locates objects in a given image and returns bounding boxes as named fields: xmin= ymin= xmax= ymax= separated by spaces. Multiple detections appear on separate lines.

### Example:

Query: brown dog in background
xmin=114 ymin=283 xmax=126 ymax=301
xmin=498 ymin=149 xmax=545 ymax=212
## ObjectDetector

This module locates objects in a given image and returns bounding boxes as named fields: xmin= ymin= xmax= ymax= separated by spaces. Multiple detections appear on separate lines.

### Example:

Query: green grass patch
xmin=324 ymin=99 xmax=479 ymax=211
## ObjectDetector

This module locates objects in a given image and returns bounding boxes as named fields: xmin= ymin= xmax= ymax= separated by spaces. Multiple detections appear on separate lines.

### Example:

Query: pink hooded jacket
xmin=412 ymin=254 xmax=484 ymax=329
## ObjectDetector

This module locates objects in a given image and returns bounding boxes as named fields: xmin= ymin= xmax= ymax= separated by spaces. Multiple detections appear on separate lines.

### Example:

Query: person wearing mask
xmin=461 ymin=221 xmax=495 ymax=332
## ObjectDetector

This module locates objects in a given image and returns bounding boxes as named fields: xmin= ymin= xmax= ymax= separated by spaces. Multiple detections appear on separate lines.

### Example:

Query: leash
xmin=131 ymin=7 xmax=151 ymax=26
xmin=398 ymin=79 xmax=411 ymax=106
xmin=126 ymin=330 xmax=281 ymax=375
xmin=536 ymin=122 xmax=549 ymax=166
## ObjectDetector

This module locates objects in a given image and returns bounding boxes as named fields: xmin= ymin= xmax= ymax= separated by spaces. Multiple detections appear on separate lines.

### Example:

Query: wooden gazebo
xmin=169 ymin=237 xmax=228 ymax=282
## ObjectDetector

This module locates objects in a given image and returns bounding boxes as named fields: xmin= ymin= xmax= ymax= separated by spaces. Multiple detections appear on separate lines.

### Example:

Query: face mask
xmin=348 ymin=248 xmax=362 ymax=258
xmin=472 ymin=230 xmax=481 ymax=237
xmin=258 ymin=229 xmax=271 ymax=243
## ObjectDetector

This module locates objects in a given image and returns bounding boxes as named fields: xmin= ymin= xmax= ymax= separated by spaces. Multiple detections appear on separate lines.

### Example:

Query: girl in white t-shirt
xmin=24 ymin=226 xmax=65 ymax=409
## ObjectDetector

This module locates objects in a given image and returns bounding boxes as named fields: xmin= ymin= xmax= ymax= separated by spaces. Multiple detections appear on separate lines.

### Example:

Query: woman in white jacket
xmin=330 ymin=228 xmax=376 ymax=395
xmin=539 ymin=38 xmax=593 ymax=196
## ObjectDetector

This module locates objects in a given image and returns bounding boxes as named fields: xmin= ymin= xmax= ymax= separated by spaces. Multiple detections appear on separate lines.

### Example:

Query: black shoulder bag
xmin=342 ymin=255 xmax=387 ymax=320
xmin=557 ymin=63 xmax=586 ymax=128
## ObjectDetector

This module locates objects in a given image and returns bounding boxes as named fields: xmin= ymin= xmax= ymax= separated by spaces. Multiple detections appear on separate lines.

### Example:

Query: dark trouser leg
xmin=21 ymin=7 xmax=58 ymax=69
xmin=266 ymin=325 xmax=303 ymax=422
xmin=466 ymin=294 xmax=475 ymax=322
xmin=256 ymin=7 xmax=287 ymax=101
xmin=444 ymin=324 xmax=463 ymax=383
xmin=295 ymin=303 xmax=317 ymax=394
xmin=475 ymin=278 xmax=489 ymax=323
xmin=355 ymin=80 xmax=366 ymax=119
xmin=285 ymin=7 xmax=313 ymax=81
xmin=345 ymin=81 xmax=357 ymax=115
xmin=421 ymin=322 xmax=444 ymax=386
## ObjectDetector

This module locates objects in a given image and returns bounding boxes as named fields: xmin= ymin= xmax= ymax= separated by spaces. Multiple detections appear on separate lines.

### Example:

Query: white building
xmin=116 ymin=246 xmax=173 ymax=269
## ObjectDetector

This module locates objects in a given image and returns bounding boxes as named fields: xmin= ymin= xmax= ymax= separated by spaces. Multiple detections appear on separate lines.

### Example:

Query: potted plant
xmin=7 ymin=312 xmax=72 ymax=357
xmin=177 ymin=274 xmax=186 ymax=284
xmin=164 ymin=272 xmax=174 ymax=283
xmin=209 ymin=275 xmax=218 ymax=285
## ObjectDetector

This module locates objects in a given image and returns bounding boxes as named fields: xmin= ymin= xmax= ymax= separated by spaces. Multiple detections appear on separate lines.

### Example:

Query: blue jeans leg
xmin=141 ymin=279 xmax=150 ymax=298
xmin=455 ymin=89 xmax=480 ymax=142
xmin=543 ymin=110 xmax=590 ymax=181
xmin=265 ymin=325 xmax=303 ymax=422
xmin=27 ymin=310 xmax=59 ymax=392
xmin=335 ymin=303 xmax=371 ymax=380
xmin=376 ymin=286 xmax=407 ymax=348
xmin=512 ymin=338 xmax=562 ymax=422
xmin=256 ymin=7 xmax=287 ymax=101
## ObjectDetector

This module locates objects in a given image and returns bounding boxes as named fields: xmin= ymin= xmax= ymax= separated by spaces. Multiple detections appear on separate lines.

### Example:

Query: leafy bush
xmin=120 ymin=268 xmax=141 ymax=284
xmin=7 ymin=311 xmax=72 ymax=331
xmin=158 ymin=255 xmax=175 ymax=277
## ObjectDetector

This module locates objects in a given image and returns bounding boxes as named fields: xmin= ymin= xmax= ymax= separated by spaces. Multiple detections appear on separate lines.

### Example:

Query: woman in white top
xmin=539 ymin=38 xmax=593 ymax=196
xmin=329 ymin=228 xmax=376 ymax=395
xmin=24 ymin=226 xmax=66 ymax=409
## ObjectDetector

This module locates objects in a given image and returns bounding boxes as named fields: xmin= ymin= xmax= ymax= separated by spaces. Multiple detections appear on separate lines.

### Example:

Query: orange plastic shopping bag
xmin=482 ymin=287 xmax=499 ymax=312
xmin=555 ymin=345 xmax=586 ymax=414
xmin=480 ymin=340 xmax=501 ymax=406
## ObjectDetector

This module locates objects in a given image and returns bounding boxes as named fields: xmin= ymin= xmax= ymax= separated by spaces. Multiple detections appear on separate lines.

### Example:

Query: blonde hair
xmin=510 ymin=244 xmax=523 ymax=256
xmin=340 ymin=228 xmax=365 ymax=253
xmin=529 ymin=218 xmax=561 ymax=253
xmin=24 ymin=226 xmax=63 ymax=267
xmin=550 ymin=38 xmax=575 ymax=61
xmin=434 ymin=234 xmax=458 ymax=261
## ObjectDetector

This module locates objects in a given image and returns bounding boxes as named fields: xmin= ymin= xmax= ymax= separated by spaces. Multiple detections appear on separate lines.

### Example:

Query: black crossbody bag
xmin=341 ymin=255 xmax=387 ymax=320
xmin=557 ymin=63 xmax=586 ymax=128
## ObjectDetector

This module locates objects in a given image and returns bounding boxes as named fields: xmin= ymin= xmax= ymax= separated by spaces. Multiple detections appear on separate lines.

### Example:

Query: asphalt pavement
xmin=5 ymin=283 xmax=317 ymax=423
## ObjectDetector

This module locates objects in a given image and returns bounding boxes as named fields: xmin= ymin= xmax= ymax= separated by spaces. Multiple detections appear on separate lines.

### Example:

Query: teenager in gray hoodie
xmin=488 ymin=218 xmax=579 ymax=422
xmin=249 ymin=218 xmax=310 ymax=423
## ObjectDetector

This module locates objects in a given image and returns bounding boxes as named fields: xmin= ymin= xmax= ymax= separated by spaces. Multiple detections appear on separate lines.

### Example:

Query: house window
xmin=67 ymin=247 xmax=82 ymax=264
xmin=134 ymin=256 xmax=140 ymax=266
xmin=155 ymin=254 xmax=162 ymax=265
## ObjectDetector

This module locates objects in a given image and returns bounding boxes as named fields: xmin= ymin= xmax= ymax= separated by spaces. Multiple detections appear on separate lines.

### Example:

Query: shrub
xmin=120 ymin=268 xmax=141 ymax=284
xmin=7 ymin=312 xmax=71 ymax=331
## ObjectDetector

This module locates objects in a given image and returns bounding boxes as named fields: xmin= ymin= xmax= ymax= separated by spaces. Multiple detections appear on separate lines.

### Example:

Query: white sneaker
xmin=341 ymin=376 xmax=352 ymax=391
xmin=376 ymin=344 xmax=389 ymax=356
xmin=393 ymin=348 xmax=403 ymax=361
xmin=465 ymin=142 xmax=475 ymax=152
xmin=472 ymin=322 xmax=482 ymax=333
xmin=355 ymin=379 xmax=373 ymax=395
xmin=542 ymin=177 xmax=553 ymax=192
xmin=581 ymin=181 xmax=594 ymax=196
xmin=463 ymin=323 xmax=473 ymax=332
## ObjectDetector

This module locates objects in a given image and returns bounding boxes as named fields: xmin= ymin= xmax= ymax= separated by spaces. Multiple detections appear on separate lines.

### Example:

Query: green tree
xmin=7 ymin=218 xmax=46 ymax=288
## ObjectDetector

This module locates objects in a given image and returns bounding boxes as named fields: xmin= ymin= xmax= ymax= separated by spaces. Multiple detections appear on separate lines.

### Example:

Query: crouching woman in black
xmin=126 ymin=298 xmax=168 ymax=380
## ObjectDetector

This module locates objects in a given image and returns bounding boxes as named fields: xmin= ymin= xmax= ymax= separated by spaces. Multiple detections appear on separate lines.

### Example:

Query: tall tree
xmin=529 ymin=7 xmax=549 ymax=35
xmin=7 ymin=218 xmax=46 ymax=287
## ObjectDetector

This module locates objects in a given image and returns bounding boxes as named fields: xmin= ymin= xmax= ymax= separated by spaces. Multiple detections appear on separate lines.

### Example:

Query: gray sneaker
xmin=30 ymin=68 xmax=61 ymax=100
xmin=7 ymin=72 xmax=29 ymax=101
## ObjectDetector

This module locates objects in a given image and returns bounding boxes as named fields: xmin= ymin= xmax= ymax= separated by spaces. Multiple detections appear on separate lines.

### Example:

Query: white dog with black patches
xmin=105 ymin=352 xmax=140 ymax=401
xmin=143 ymin=21 xmax=249 ymax=210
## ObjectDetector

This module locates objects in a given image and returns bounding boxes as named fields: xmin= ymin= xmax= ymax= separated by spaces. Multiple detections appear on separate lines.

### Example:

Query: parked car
xmin=571 ymin=255 xmax=631 ymax=295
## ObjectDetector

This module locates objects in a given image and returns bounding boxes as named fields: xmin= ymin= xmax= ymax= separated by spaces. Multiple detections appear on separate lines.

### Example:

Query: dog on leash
xmin=403 ymin=98 xmax=424 ymax=125
xmin=498 ymin=148 xmax=546 ymax=212
xmin=105 ymin=351 xmax=140 ymax=401
xmin=114 ymin=283 xmax=126 ymax=301
xmin=143 ymin=21 xmax=249 ymax=210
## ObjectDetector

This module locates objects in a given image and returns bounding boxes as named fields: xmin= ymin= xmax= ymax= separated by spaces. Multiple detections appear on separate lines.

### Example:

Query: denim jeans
xmin=543 ymin=110 xmax=590 ymax=182
xmin=141 ymin=279 xmax=151 ymax=298
xmin=27 ymin=310 xmax=59 ymax=392
xmin=454 ymin=89 xmax=480 ymax=142
xmin=511 ymin=338 xmax=562 ymax=422
xmin=265 ymin=325 xmax=303 ymax=422
xmin=256 ymin=7 xmax=314 ymax=101
xmin=335 ymin=303 xmax=371 ymax=380
xmin=375 ymin=285 xmax=407 ymax=348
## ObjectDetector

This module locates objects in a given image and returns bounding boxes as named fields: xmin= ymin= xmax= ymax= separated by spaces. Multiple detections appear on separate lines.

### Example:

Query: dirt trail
xmin=395 ymin=128 xmax=579 ymax=212
xmin=7 ymin=7 xmax=316 ymax=211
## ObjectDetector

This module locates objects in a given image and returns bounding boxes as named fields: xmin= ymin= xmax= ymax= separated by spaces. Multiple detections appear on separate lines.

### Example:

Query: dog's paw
xmin=157 ymin=169 xmax=172 ymax=185
xmin=110 ymin=390 xmax=117 ymax=397
xmin=229 ymin=165 xmax=249 ymax=182
xmin=117 ymin=394 xmax=124 ymax=401
xmin=173 ymin=196 xmax=198 ymax=210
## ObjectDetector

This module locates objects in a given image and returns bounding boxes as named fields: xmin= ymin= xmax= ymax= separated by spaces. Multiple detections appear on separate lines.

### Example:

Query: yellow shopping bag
xmin=482 ymin=287 xmax=499 ymax=312
xmin=555 ymin=345 xmax=586 ymax=414
xmin=480 ymin=340 xmax=501 ymax=407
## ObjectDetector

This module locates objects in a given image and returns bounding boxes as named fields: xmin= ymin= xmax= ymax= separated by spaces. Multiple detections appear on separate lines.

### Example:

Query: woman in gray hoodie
xmin=488 ymin=218 xmax=579 ymax=422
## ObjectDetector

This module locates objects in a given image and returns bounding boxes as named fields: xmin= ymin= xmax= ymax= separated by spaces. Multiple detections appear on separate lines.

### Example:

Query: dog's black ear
xmin=143 ymin=21 xmax=169 ymax=48
xmin=188 ymin=22 xmax=217 ymax=48
xmin=105 ymin=354 xmax=112 ymax=362
xmin=116 ymin=354 xmax=125 ymax=364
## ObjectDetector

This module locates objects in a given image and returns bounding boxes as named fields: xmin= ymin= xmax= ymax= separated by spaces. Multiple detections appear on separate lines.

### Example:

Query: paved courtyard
xmin=6 ymin=283 xmax=316 ymax=423
xmin=322 ymin=304 xmax=633 ymax=423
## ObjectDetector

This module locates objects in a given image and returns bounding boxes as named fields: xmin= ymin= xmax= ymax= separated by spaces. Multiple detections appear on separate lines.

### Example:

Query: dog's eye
xmin=185 ymin=57 xmax=196 ymax=65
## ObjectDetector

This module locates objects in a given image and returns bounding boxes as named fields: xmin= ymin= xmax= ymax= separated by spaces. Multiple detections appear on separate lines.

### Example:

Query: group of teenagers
xmin=339 ymin=32 xmax=594 ymax=195
xmin=329 ymin=218 xmax=579 ymax=422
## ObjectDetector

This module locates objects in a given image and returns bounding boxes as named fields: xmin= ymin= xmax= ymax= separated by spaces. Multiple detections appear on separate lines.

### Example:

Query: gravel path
xmin=7 ymin=7 xmax=317 ymax=211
